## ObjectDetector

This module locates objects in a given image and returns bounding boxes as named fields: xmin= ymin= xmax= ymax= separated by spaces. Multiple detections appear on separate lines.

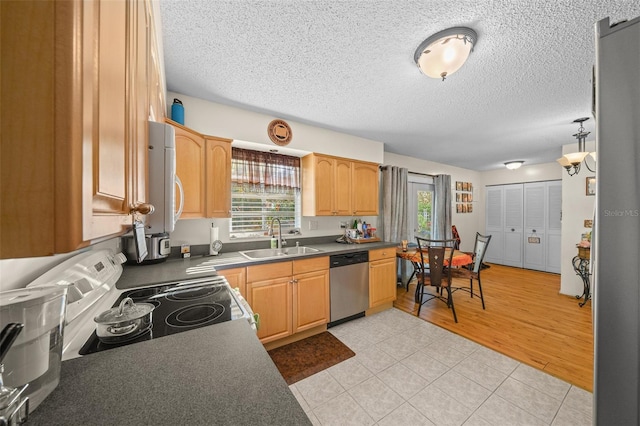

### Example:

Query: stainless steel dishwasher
xmin=328 ymin=251 xmax=369 ymax=327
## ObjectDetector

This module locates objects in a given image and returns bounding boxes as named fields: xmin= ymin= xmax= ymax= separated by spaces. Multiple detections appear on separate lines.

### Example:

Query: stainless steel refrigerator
xmin=594 ymin=15 xmax=640 ymax=425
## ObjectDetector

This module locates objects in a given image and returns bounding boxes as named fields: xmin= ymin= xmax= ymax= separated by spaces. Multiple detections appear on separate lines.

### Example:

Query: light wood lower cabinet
xmin=369 ymin=248 xmax=397 ymax=308
xmin=246 ymin=257 xmax=329 ymax=344
xmin=218 ymin=267 xmax=246 ymax=299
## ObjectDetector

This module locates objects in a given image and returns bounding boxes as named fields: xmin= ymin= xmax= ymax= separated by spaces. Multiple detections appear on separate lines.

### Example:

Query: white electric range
xmin=26 ymin=249 xmax=255 ymax=360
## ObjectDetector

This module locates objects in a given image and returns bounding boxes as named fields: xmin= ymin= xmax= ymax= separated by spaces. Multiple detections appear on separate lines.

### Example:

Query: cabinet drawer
xmin=293 ymin=256 xmax=329 ymax=275
xmin=247 ymin=261 xmax=292 ymax=282
xmin=369 ymin=247 xmax=396 ymax=262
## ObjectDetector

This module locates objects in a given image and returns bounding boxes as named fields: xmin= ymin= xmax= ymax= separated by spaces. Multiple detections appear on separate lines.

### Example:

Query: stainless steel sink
xmin=239 ymin=246 xmax=321 ymax=260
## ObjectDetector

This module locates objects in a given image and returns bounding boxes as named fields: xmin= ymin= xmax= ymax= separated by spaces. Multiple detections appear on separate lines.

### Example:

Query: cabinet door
xmin=352 ymin=161 xmax=379 ymax=215
xmin=369 ymin=258 xmax=397 ymax=308
xmin=314 ymin=156 xmax=336 ymax=215
xmin=334 ymin=159 xmax=352 ymax=215
xmin=147 ymin=1 xmax=165 ymax=121
xmin=503 ymin=184 xmax=524 ymax=267
xmin=86 ymin=0 xmax=133 ymax=239
xmin=293 ymin=270 xmax=329 ymax=333
xmin=523 ymin=182 xmax=546 ymax=271
xmin=130 ymin=0 xmax=150 ymax=208
xmin=205 ymin=137 xmax=232 ymax=218
xmin=174 ymin=124 xmax=206 ymax=218
xmin=248 ymin=277 xmax=292 ymax=343
xmin=219 ymin=267 xmax=246 ymax=298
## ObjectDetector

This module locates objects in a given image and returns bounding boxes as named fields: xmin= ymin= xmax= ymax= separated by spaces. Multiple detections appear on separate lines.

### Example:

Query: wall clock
xmin=267 ymin=119 xmax=292 ymax=146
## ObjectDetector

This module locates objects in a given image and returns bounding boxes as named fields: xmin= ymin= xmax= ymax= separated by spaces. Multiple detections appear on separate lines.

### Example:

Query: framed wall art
xmin=586 ymin=176 xmax=596 ymax=196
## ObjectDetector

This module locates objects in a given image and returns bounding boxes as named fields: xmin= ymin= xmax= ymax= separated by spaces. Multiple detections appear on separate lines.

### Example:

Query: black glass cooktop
xmin=79 ymin=277 xmax=244 ymax=355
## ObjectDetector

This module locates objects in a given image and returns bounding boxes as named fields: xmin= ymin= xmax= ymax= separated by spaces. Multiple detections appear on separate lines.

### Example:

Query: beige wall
xmin=559 ymin=140 xmax=596 ymax=296
xmin=167 ymin=92 xmax=384 ymax=164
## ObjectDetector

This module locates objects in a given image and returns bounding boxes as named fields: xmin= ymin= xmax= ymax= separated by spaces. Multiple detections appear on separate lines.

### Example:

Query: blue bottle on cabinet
xmin=171 ymin=99 xmax=184 ymax=125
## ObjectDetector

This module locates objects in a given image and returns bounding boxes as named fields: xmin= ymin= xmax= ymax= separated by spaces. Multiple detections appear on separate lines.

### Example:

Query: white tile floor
xmin=289 ymin=308 xmax=593 ymax=426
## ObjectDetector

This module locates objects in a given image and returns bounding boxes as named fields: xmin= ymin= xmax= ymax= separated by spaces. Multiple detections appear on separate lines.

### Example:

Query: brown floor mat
xmin=267 ymin=331 xmax=355 ymax=385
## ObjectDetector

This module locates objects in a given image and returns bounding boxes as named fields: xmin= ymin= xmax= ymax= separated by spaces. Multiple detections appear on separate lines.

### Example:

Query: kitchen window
xmin=230 ymin=148 xmax=301 ymax=238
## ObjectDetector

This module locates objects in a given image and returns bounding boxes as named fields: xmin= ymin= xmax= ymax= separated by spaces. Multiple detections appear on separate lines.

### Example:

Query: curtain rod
xmin=379 ymin=166 xmax=436 ymax=177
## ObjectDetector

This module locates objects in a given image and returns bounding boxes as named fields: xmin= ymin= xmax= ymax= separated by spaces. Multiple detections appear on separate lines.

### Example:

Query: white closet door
xmin=503 ymin=184 xmax=524 ymax=267
xmin=524 ymin=182 xmax=546 ymax=270
xmin=545 ymin=181 xmax=562 ymax=273
xmin=484 ymin=186 xmax=504 ymax=263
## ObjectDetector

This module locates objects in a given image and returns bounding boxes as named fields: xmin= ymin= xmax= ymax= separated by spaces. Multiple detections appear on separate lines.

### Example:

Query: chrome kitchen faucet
xmin=268 ymin=218 xmax=287 ymax=249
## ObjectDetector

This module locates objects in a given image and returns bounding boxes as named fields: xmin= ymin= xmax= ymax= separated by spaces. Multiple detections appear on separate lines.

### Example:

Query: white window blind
xmin=230 ymin=148 xmax=301 ymax=238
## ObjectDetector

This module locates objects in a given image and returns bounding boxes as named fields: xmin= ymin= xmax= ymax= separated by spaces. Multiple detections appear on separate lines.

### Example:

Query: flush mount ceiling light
xmin=504 ymin=161 xmax=525 ymax=170
xmin=414 ymin=27 xmax=478 ymax=81
xmin=556 ymin=117 xmax=596 ymax=176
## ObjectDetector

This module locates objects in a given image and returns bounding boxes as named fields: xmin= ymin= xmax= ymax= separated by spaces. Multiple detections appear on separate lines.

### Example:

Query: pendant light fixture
xmin=414 ymin=27 xmax=478 ymax=81
xmin=556 ymin=117 xmax=596 ymax=176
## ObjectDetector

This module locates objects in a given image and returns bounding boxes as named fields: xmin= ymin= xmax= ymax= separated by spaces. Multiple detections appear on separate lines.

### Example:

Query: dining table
xmin=396 ymin=247 xmax=474 ymax=290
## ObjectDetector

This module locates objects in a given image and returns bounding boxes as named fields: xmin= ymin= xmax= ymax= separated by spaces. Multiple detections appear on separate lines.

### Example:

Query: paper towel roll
xmin=210 ymin=225 xmax=219 ymax=255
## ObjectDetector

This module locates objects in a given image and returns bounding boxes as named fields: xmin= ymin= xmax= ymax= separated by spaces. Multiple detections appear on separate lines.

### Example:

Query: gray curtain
xmin=381 ymin=166 xmax=408 ymax=243
xmin=433 ymin=174 xmax=452 ymax=240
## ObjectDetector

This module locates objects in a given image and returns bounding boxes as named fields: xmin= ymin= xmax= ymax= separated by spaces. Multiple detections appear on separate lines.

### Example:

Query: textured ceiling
xmin=159 ymin=1 xmax=640 ymax=171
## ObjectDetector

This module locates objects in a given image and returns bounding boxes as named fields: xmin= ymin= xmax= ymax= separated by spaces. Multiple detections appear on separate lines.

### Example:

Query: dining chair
xmin=414 ymin=237 xmax=458 ymax=322
xmin=450 ymin=233 xmax=492 ymax=309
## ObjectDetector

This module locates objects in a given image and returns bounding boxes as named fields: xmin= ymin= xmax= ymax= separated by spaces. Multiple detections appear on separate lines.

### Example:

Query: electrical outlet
xmin=308 ymin=220 xmax=318 ymax=230
xmin=339 ymin=221 xmax=348 ymax=229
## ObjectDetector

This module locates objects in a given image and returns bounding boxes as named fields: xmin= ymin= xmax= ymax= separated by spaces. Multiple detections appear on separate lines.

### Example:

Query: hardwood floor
xmin=393 ymin=263 xmax=594 ymax=392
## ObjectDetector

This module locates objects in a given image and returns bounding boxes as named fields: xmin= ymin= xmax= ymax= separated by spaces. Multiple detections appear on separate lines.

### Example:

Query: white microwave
xmin=147 ymin=121 xmax=184 ymax=234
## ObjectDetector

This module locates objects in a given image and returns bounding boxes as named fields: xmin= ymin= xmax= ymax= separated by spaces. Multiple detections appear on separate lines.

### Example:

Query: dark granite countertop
xmin=27 ymin=239 xmax=397 ymax=424
xmin=118 ymin=240 xmax=398 ymax=289
xmin=28 ymin=320 xmax=311 ymax=426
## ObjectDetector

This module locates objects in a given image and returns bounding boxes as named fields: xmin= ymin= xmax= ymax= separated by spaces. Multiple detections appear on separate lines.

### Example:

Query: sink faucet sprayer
xmin=269 ymin=218 xmax=287 ymax=249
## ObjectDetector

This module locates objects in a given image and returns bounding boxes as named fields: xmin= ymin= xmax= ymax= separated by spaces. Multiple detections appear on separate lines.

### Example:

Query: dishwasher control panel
xmin=329 ymin=251 xmax=369 ymax=267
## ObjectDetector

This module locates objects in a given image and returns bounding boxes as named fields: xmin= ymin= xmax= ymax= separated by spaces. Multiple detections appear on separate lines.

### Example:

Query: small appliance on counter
xmin=122 ymin=232 xmax=171 ymax=264
xmin=0 ymin=285 xmax=67 ymax=416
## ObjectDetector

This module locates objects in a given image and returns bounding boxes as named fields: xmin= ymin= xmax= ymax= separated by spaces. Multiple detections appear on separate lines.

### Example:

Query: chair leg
xmin=477 ymin=277 xmax=485 ymax=310
xmin=416 ymin=282 xmax=424 ymax=315
xmin=406 ymin=269 xmax=416 ymax=292
xmin=469 ymin=277 xmax=474 ymax=298
xmin=446 ymin=286 xmax=458 ymax=323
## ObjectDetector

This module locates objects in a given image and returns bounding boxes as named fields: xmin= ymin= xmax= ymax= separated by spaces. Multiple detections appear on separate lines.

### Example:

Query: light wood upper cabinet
xmin=169 ymin=120 xmax=232 ymax=219
xmin=369 ymin=248 xmax=397 ymax=308
xmin=172 ymin=123 xmax=206 ymax=218
xmin=334 ymin=159 xmax=353 ymax=215
xmin=302 ymin=153 xmax=379 ymax=216
xmin=205 ymin=137 xmax=232 ymax=218
xmin=352 ymin=162 xmax=379 ymax=215
xmin=0 ymin=0 xmax=162 ymax=259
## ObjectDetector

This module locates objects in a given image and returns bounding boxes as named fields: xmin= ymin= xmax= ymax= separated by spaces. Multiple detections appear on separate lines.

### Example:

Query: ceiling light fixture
xmin=556 ymin=117 xmax=596 ymax=176
xmin=504 ymin=161 xmax=524 ymax=170
xmin=414 ymin=27 xmax=478 ymax=81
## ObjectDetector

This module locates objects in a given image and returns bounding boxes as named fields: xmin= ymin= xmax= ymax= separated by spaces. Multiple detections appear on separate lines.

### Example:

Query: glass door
xmin=408 ymin=182 xmax=434 ymax=245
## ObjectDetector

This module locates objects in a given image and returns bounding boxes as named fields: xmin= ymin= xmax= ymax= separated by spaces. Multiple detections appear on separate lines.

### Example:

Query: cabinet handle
xmin=511 ymin=228 xmax=515 ymax=232
xmin=292 ymin=279 xmax=298 ymax=284
xmin=532 ymin=229 xmax=536 ymax=233
xmin=130 ymin=203 xmax=155 ymax=215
